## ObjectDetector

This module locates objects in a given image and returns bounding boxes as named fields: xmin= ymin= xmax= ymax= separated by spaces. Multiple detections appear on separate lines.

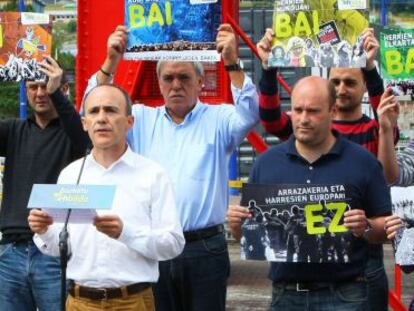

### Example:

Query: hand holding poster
xmin=380 ymin=28 xmax=414 ymax=100
xmin=391 ymin=186 xmax=414 ymax=266
xmin=240 ymin=183 xmax=354 ymax=263
xmin=268 ymin=0 xmax=368 ymax=68
xmin=124 ymin=0 xmax=221 ymax=62
xmin=0 ymin=12 xmax=52 ymax=82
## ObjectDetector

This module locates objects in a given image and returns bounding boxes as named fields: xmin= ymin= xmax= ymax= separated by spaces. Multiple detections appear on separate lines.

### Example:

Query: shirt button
xmin=306 ymin=180 xmax=311 ymax=184
xmin=309 ymin=166 xmax=313 ymax=170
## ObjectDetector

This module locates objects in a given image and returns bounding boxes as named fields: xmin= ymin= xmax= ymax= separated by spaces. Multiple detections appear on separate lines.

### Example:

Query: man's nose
xmin=300 ymin=111 xmax=310 ymax=123
xmin=336 ymin=81 xmax=346 ymax=94
xmin=171 ymin=78 xmax=181 ymax=89
xmin=36 ymin=86 xmax=47 ymax=96
xmin=96 ymin=109 xmax=108 ymax=122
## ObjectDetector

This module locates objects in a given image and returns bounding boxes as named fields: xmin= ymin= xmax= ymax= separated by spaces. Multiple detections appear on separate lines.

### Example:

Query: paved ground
xmin=226 ymin=242 xmax=413 ymax=311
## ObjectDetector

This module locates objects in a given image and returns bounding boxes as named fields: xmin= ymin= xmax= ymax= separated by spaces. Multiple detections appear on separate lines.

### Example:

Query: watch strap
xmin=224 ymin=60 xmax=242 ymax=72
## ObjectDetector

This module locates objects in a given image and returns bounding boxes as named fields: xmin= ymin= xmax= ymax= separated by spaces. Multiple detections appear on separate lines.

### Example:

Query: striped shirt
xmin=259 ymin=67 xmax=395 ymax=156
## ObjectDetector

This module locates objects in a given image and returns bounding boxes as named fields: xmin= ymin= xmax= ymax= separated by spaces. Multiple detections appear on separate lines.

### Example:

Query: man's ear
xmin=60 ymin=83 xmax=70 ymax=96
xmin=81 ymin=116 xmax=88 ymax=132
xmin=331 ymin=104 xmax=338 ymax=118
xmin=198 ymin=75 xmax=205 ymax=92
xmin=127 ymin=116 xmax=134 ymax=129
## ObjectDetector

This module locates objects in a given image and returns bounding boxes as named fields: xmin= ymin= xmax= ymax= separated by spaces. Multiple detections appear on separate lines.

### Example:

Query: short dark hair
xmin=327 ymin=81 xmax=336 ymax=110
xmin=83 ymin=84 xmax=132 ymax=116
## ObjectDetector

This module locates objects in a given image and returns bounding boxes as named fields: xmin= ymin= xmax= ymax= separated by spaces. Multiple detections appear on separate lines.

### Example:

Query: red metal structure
xmin=77 ymin=1 xmax=238 ymax=109
xmin=76 ymin=2 xmax=407 ymax=310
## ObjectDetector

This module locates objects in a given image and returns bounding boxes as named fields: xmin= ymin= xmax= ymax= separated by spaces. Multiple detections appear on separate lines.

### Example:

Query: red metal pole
xmin=247 ymin=132 xmax=268 ymax=154
xmin=395 ymin=264 xmax=402 ymax=299
xmin=226 ymin=14 xmax=292 ymax=96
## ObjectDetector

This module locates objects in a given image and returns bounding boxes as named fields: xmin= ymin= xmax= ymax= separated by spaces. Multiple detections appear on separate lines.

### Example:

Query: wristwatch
xmin=224 ymin=59 xmax=244 ymax=72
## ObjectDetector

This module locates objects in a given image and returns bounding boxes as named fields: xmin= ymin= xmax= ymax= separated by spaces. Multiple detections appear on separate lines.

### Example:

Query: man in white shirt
xmin=28 ymin=84 xmax=184 ymax=310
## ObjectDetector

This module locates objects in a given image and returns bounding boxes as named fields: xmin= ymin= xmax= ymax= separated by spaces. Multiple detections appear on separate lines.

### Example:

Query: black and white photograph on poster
xmin=391 ymin=186 xmax=414 ymax=266
xmin=316 ymin=20 xmax=341 ymax=46
xmin=268 ymin=0 xmax=368 ymax=68
xmin=0 ymin=55 xmax=45 ymax=82
xmin=240 ymin=183 xmax=354 ymax=263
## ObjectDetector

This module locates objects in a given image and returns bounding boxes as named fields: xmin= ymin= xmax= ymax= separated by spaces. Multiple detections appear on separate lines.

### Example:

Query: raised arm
xmin=215 ymin=24 xmax=259 ymax=149
xmin=377 ymin=88 xmax=400 ymax=184
xmin=97 ymin=25 xmax=128 ymax=84
xmin=216 ymin=23 xmax=245 ymax=89
xmin=360 ymin=28 xmax=384 ymax=112
xmin=257 ymin=29 xmax=292 ymax=140
xmin=83 ymin=25 xmax=128 ymax=97
xmin=39 ymin=56 xmax=90 ymax=154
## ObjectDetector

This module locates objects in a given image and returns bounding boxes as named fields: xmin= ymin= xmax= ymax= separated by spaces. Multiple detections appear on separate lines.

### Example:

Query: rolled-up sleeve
xmin=220 ymin=75 xmax=259 ymax=150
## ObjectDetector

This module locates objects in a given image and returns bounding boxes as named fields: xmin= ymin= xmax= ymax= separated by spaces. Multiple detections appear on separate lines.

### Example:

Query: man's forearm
xmin=364 ymin=217 xmax=388 ymax=244
xmin=229 ymin=70 xmax=245 ymax=90
xmin=97 ymin=56 xmax=120 ymax=85
xmin=378 ymin=126 xmax=399 ymax=184
xmin=362 ymin=66 xmax=384 ymax=108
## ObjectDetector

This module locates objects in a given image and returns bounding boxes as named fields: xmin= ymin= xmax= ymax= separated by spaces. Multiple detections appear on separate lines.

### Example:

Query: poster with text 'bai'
xmin=380 ymin=28 xmax=414 ymax=100
xmin=240 ymin=183 xmax=354 ymax=263
xmin=268 ymin=0 xmax=369 ymax=68
xmin=124 ymin=0 xmax=221 ymax=62
xmin=0 ymin=12 xmax=52 ymax=82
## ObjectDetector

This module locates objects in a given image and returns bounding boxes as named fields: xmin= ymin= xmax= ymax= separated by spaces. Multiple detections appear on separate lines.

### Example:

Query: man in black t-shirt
xmin=0 ymin=56 xmax=89 ymax=311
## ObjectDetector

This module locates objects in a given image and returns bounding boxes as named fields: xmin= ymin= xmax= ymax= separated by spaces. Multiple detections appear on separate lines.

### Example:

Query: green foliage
xmin=58 ymin=52 xmax=75 ymax=71
xmin=0 ymin=1 xmax=33 ymax=12
xmin=0 ymin=83 xmax=20 ymax=119
xmin=67 ymin=20 xmax=77 ymax=33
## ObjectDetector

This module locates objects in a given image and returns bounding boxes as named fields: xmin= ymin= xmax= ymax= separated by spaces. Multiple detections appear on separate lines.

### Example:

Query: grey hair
xmin=156 ymin=61 xmax=204 ymax=77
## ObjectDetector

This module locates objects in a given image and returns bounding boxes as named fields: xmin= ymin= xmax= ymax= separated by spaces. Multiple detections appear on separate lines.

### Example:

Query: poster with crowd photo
xmin=391 ymin=186 xmax=414 ymax=266
xmin=380 ymin=28 xmax=414 ymax=100
xmin=240 ymin=183 xmax=354 ymax=263
xmin=268 ymin=0 xmax=369 ymax=68
xmin=0 ymin=12 xmax=52 ymax=82
xmin=124 ymin=0 xmax=221 ymax=62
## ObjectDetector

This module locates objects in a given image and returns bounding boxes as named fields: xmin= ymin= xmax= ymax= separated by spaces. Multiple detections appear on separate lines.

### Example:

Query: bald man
xmin=227 ymin=76 xmax=391 ymax=311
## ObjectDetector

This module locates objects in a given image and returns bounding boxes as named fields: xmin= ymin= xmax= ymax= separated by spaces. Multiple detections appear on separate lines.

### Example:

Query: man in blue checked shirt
xmin=85 ymin=24 xmax=259 ymax=311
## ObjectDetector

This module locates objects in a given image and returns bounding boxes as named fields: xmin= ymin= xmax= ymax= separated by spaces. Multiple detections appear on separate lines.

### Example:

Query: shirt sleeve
xmin=217 ymin=74 xmax=259 ymax=151
xmin=33 ymin=224 xmax=63 ymax=257
xmin=49 ymin=89 xmax=91 ymax=156
xmin=32 ymin=167 xmax=73 ymax=256
xmin=259 ymin=68 xmax=292 ymax=140
xmin=0 ymin=120 xmax=13 ymax=156
xmin=117 ymin=168 xmax=185 ymax=261
xmin=362 ymin=67 xmax=384 ymax=113
xmin=396 ymin=141 xmax=414 ymax=187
